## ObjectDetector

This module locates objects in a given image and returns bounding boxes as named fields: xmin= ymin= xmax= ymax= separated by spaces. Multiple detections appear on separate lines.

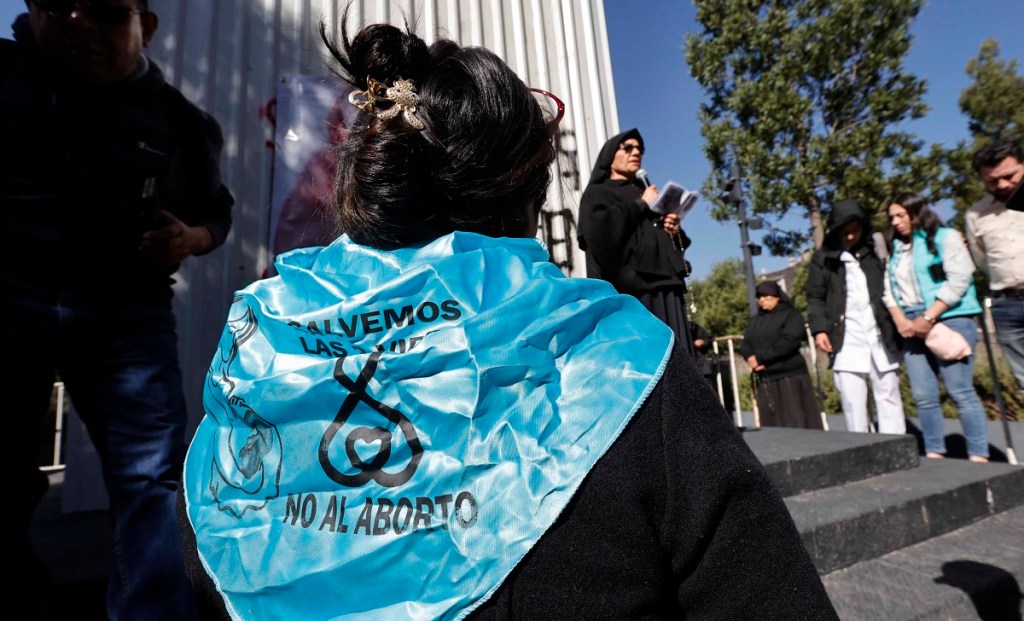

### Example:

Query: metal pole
xmin=53 ymin=382 xmax=64 ymax=467
xmin=805 ymin=324 xmax=829 ymax=431
xmin=713 ymin=339 xmax=725 ymax=407
xmin=737 ymin=200 xmax=758 ymax=317
xmin=982 ymin=297 xmax=1018 ymax=465
xmin=727 ymin=338 xmax=742 ymax=427
xmin=727 ymin=160 xmax=759 ymax=318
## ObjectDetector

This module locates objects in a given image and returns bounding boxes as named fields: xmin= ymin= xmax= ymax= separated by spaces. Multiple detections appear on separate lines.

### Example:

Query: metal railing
xmin=709 ymin=330 xmax=819 ymax=430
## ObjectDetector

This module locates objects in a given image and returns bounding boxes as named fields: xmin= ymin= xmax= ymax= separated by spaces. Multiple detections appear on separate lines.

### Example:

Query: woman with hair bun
xmin=883 ymin=192 xmax=989 ymax=462
xmin=179 ymin=18 xmax=836 ymax=621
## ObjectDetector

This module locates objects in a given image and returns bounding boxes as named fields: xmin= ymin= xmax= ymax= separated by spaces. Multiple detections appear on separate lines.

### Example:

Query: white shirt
xmin=966 ymin=195 xmax=1024 ymax=292
xmin=834 ymin=251 xmax=898 ymax=373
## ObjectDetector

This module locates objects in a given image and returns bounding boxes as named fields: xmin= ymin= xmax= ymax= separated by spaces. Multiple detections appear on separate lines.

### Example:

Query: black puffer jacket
xmin=806 ymin=199 xmax=900 ymax=360
xmin=739 ymin=300 xmax=809 ymax=380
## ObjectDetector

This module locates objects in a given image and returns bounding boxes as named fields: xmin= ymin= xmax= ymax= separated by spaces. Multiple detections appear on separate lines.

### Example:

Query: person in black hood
xmin=741 ymin=280 xmax=823 ymax=429
xmin=807 ymin=199 xmax=905 ymax=435
xmin=577 ymin=129 xmax=695 ymax=356
xmin=2 ymin=4 xmax=232 ymax=619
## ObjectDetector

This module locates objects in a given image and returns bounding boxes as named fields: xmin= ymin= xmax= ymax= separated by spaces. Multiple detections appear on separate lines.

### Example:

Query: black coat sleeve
xmin=739 ymin=320 xmax=756 ymax=360
xmin=692 ymin=322 xmax=713 ymax=353
xmin=164 ymin=89 xmax=235 ymax=251
xmin=805 ymin=253 xmax=831 ymax=336
xmin=578 ymin=184 xmax=646 ymax=280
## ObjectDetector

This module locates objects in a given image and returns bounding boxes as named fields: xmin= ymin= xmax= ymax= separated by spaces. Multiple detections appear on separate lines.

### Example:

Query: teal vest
xmin=889 ymin=227 xmax=981 ymax=318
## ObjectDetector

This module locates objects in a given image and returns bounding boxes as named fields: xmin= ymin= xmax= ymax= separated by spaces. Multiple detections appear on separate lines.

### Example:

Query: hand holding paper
xmin=649 ymin=181 xmax=699 ymax=221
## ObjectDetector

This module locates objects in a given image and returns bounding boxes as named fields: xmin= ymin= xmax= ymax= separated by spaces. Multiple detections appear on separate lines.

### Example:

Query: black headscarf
xmin=586 ymin=129 xmax=644 ymax=187
xmin=824 ymin=199 xmax=874 ymax=251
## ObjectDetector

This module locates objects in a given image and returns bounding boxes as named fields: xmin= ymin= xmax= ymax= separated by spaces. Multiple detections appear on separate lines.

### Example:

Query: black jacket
xmin=179 ymin=346 xmax=838 ymax=620
xmin=806 ymin=200 xmax=899 ymax=359
xmin=740 ymin=300 xmax=810 ymax=380
xmin=577 ymin=129 xmax=689 ymax=295
xmin=0 ymin=15 xmax=234 ymax=303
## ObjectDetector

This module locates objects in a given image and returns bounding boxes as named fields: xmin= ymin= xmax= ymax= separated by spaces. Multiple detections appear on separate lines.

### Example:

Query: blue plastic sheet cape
xmin=183 ymin=232 xmax=673 ymax=620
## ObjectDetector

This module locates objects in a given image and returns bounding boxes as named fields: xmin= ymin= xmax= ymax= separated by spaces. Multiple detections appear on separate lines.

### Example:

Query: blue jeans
xmin=990 ymin=297 xmax=1024 ymax=393
xmin=901 ymin=308 xmax=989 ymax=458
xmin=1 ymin=285 xmax=198 ymax=620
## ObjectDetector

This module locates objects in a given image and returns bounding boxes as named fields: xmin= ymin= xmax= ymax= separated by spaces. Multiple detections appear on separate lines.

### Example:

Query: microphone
xmin=636 ymin=168 xmax=650 ymax=188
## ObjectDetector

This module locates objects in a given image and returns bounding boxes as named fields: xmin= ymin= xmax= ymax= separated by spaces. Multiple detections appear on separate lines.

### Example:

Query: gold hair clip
xmin=348 ymin=76 xmax=425 ymax=130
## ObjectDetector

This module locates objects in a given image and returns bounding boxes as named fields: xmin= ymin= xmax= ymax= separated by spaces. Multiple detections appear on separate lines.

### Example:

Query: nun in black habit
xmin=577 ymin=128 xmax=695 ymax=356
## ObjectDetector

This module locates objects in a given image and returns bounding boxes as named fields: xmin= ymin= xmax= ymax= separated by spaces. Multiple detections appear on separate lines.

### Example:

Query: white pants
xmin=833 ymin=364 xmax=905 ymax=434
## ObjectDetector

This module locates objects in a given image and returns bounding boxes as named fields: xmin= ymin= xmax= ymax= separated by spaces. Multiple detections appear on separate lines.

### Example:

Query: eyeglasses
xmin=30 ymin=0 xmax=146 ymax=26
xmin=529 ymin=88 xmax=565 ymax=128
xmin=619 ymin=143 xmax=644 ymax=155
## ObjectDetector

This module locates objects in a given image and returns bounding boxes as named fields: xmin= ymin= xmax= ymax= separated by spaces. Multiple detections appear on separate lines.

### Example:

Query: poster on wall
xmin=268 ymin=75 xmax=358 ymax=273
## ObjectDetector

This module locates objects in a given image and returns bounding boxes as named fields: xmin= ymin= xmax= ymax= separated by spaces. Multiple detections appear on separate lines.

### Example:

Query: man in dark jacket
xmin=806 ymin=199 xmax=904 ymax=434
xmin=1 ymin=2 xmax=233 ymax=618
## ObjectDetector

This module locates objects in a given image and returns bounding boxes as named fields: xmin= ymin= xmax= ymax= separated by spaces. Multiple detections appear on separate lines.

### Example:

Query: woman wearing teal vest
xmin=882 ymin=192 xmax=989 ymax=462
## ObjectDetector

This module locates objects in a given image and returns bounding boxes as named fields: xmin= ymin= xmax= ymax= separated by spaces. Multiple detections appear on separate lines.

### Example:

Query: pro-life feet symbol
xmin=319 ymin=351 xmax=423 ymax=488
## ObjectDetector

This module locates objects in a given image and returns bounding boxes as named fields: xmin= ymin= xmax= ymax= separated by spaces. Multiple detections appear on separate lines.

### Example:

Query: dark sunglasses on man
xmin=619 ymin=143 xmax=644 ymax=155
xmin=30 ymin=0 xmax=146 ymax=26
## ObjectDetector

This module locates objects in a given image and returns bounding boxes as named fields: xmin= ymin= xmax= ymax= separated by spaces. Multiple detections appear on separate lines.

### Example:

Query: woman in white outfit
xmin=807 ymin=199 xmax=906 ymax=434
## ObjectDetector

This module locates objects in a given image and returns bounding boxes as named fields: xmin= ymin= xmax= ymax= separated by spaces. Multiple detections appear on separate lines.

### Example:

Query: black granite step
xmin=785 ymin=458 xmax=1024 ymax=574
xmin=822 ymin=505 xmax=1024 ymax=620
xmin=741 ymin=427 xmax=920 ymax=497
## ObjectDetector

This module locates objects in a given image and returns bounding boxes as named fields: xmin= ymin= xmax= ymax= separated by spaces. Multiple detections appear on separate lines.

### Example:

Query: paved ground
xmin=822 ymin=506 xmax=1024 ymax=620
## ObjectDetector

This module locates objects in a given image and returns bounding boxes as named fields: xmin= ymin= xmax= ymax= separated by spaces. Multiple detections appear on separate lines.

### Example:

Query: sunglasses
xmin=619 ymin=143 xmax=644 ymax=155
xmin=31 ymin=0 xmax=146 ymax=26
xmin=529 ymin=87 xmax=565 ymax=128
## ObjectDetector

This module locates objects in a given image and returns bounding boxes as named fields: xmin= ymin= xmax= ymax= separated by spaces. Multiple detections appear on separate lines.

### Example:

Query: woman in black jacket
xmin=741 ymin=281 xmax=823 ymax=429
xmin=806 ymin=199 xmax=905 ymax=434
xmin=178 ymin=18 xmax=837 ymax=620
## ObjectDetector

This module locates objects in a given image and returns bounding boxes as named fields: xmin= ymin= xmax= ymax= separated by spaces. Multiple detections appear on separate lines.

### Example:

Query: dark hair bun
xmin=337 ymin=23 xmax=430 ymax=89
xmin=320 ymin=17 xmax=557 ymax=249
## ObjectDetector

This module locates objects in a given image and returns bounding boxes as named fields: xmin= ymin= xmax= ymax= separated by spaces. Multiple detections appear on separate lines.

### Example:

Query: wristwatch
xmin=922 ymin=313 xmax=937 ymax=324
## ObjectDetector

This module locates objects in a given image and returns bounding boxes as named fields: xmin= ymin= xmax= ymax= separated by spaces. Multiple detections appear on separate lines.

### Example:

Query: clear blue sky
xmin=4 ymin=3 xmax=1020 ymax=280
xmin=604 ymin=0 xmax=1024 ymax=280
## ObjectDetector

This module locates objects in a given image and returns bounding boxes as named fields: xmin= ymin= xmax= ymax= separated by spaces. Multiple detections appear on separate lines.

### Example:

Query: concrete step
xmin=742 ymin=427 xmax=920 ymax=497
xmin=785 ymin=459 xmax=1024 ymax=574
xmin=822 ymin=505 xmax=1024 ymax=620
xmin=736 ymin=413 xmax=1024 ymax=464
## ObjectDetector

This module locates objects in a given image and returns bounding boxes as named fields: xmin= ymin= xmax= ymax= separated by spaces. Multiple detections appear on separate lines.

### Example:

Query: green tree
xmin=938 ymin=39 xmax=1024 ymax=223
xmin=691 ymin=259 xmax=751 ymax=338
xmin=959 ymin=40 xmax=1024 ymax=145
xmin=685 ymin=0 xmax=941 ymax=255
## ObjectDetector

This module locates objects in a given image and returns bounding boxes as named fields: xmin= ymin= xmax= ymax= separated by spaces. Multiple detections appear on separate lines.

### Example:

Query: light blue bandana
xmin=183 ymin=232 xmax=673 ymax=620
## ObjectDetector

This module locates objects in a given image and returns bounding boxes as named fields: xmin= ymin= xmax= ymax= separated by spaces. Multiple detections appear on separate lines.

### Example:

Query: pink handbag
xmin=925 ymin=321 xmax=972 ymax=361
